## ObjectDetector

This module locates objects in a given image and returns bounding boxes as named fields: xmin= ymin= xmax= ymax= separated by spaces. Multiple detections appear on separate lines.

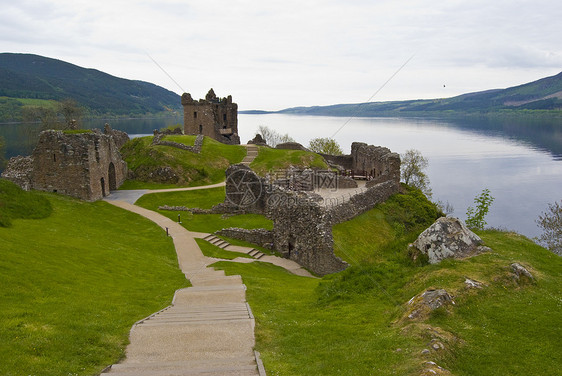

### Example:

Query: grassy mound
xmin=0 ymin=192 xmax=187 ymax=375
xmin=212 ymin=186 xmax=561 ymax=375
xmin=250 ymin=146 xmax=329 ymax=176
xmin=0 ymin=179 xmax=53 ymax=227
xmin=120 ymin=135 xmax=246 ymax=189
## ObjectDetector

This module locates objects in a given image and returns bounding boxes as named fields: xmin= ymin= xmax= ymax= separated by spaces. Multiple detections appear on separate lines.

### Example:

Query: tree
xmin=535 ymin=201 xmax=562 ymax=256
xmin=256 ymin=125 xmax=294 ymax=147
xmin=58 ymin=98 xmax=84 ymax=129
xmin=465 ymin=189 xmax=495 ymax=230
xmin=400 ymin=149 xmax=432 ymax=198
xmin=308 ymin=137 xmax=344 ymax=155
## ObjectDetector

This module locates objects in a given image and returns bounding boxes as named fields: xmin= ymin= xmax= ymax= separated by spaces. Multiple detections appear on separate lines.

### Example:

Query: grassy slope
xmin=0 ymin=182 xmax=187 ymax=376
xmin=135 ymin=187 xmax=273 ymax=233
xmin=212 ymin=186 xmax=561 ymax=376
xmin=120 ymin=135 xmax=246 ymax=189
xmin=250 ymin=146 xmax=329 ymax=176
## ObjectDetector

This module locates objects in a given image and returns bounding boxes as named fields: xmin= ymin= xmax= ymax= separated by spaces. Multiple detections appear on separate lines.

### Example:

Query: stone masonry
xmin=182 ymin=89 xmax=240 ymax=145
xmin=2 ymin=128 xmax=128 ymax=201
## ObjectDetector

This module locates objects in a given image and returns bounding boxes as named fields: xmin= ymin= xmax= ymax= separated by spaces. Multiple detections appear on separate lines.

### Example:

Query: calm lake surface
xmin=1 ymin=114 xmax=561 ymax=239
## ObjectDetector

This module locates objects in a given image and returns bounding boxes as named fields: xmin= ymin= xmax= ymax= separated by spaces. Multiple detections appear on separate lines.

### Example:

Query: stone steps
xmin=105 ymin=357 xmax=259 ymax=375
xmin=202 ymin=235 xmax=265 ymax=260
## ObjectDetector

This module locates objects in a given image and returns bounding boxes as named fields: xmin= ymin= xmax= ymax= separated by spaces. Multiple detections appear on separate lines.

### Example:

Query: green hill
xmin=247 ymin=71 xmax=562 ymax=116
xmin=0 ymin=53 xmax=182 ymax=120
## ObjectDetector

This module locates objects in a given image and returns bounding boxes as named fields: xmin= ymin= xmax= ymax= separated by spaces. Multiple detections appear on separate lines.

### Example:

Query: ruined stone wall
xmin=351 ymin=142 xmax=401 ymax=183
xmin=215 ymin=228 xmax=275 ymax=250
xmin=319 ymin=153 xmax=353 ymax=170
xmin=152 ymin=132 xmax=204 ymax=153
xmin=266 ymin=191 xmax=349 ymax=275
xmin=104 ymin=124 xmax=129 ymax=149
xmin=326 ymin=180 xmax=400 ymax=226
xmin=182 ymin=89 xmax=240 ymax=145
xmin=1 ymin=156 xmax=34 ymax=190
xmin=29 ymin=130 xmax=127 ymax=201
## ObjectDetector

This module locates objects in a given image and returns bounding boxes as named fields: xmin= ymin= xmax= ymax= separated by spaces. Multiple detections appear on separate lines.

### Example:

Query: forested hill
xmin=0 ymin=53 xmax=182 ymax=119
xmin=251 ymin=71 xmax=562 ymax=117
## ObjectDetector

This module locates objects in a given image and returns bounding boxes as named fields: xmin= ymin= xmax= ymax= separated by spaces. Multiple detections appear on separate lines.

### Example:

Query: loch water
xmin=1 ymin=114 xmax=561 ymax=239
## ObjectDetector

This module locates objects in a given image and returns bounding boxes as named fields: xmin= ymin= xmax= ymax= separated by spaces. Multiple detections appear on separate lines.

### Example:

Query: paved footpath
xmin=101 ymin=144 xmax=313 ymax=375
xmin=102 ymin=200 xmax=266 ymax=376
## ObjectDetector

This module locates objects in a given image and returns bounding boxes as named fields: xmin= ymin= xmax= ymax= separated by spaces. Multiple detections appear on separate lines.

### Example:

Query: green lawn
xmin=135 ymin=187 xmax=273 ymax=233
xmin=120 ymin=135 xmax=246 ymax=189
xmin=250 ymin=146 xmax=329 ymax=176
xmin=0 ymin=182 xmax=187 ymax=376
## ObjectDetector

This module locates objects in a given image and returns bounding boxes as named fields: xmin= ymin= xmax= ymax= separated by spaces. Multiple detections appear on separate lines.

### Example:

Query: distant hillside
xmin=243 ymin=72 xmax=562 ymax=117
xmin=0 ymin=53 xmax=182 ymax=120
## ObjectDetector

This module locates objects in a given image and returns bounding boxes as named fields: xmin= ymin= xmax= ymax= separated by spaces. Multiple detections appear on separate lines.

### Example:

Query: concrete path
xmin=101 ymin=200 xmax=265 ymax=376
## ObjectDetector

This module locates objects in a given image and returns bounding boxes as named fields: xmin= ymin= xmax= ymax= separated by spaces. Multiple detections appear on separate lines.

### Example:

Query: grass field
xmin=135 ymin=187 xmax=273 ymax=234
xmin=0 ymin=180 xmax=187 ymax=376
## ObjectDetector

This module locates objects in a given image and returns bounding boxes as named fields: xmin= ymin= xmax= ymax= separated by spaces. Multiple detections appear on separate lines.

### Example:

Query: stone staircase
xmin=241 ymin=145 xmax=258 ymax=165
xmin=102 ymin=268 xmax=264 ymax=376
xmin=202 ymin=234 xmax=265 ymax=260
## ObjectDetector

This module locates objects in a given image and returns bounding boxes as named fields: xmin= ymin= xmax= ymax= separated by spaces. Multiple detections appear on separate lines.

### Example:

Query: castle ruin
xmin=214 ymin=142 xmax=402 ymax=275
xmin=1 ymin=126 xmax=128 ymax=201
xmin=181 ymin=89 xmax=240 ymax=145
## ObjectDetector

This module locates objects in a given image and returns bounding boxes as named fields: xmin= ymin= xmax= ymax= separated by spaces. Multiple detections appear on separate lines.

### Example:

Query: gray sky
xmin=1 ymin=0 xmax=561 ymax=110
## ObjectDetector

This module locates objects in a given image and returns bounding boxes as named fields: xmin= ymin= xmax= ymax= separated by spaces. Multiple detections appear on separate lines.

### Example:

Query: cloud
xmin=1 ymin=0 xmax=560 ymax=109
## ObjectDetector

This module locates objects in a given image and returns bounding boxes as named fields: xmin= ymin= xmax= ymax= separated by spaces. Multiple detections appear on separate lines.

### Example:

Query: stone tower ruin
xmin=181 ymin=89 xmax=240 ymax=145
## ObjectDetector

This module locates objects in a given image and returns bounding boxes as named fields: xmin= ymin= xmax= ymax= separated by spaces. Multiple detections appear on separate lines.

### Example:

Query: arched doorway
xmin=108 ymin=162 xmax=117 ymax=191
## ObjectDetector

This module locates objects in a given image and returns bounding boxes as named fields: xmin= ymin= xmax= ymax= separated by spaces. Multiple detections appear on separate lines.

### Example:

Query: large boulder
xmin=412 ymin=217 xmax=490 ymax=264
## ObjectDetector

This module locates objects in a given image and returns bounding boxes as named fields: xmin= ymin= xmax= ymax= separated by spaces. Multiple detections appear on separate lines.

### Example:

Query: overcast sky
xmin=1 ymin=0 xmax=561 ymax=110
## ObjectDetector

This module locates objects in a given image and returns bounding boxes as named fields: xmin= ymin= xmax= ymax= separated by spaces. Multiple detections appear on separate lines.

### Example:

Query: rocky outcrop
xmin=412 ymin=217 xmax=491 ymax=264
xmin=406 ymin=289 xmax=455 ymax=321
xmin=247 ymin=134 xmax=267 ymax=146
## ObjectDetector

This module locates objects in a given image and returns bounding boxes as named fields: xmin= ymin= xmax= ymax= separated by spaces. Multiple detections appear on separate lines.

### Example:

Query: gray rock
xmin=511 ymin=263 xmax=534 ymax=280
xmin=413 ymin=217 xmax=489 ymax=264
xmin=464 ymin=278 xmax=485 ymax=289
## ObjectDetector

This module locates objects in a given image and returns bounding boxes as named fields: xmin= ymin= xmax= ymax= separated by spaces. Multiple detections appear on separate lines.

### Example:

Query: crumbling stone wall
xmin=320 ymin=143 xmax=400 ymax=184
xmin=351 ymin=142 xmax=401 ymax=184
xmin=215 ymin=228 xmax=275 ymax=250
xmin=1 ymin=156 xmax=33 ymax=190
xmin=182 ymin=89 xmax=240 ymax=145
xmin=104 ymin=123 xmax=129 ymax=149
xmin=266 ymin=189 xmax=349 ymax=275
xmin=2 ymin=130 xmax=127 ymax=201
xmin=152 ymin=132 xmax=204 ymax=153
xmin=326 ymin=180 xmax=400 ymax=225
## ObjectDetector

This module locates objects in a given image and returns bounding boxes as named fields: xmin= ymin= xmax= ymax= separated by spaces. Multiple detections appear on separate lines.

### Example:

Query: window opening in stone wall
xmin=223 ymin=114 xmax=227 ymax=121
xmin=199 ymin=124 xmax=203 ymax=134
xmin=108 ymin=162 xmax=117 ymax=191
xmin=53 ymin=154 xmax=56 ymax=162
xmin=100 ymin=177 xmax=106 ymax=197
xmin=194 ymin=111 xmax=197 ymax=119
